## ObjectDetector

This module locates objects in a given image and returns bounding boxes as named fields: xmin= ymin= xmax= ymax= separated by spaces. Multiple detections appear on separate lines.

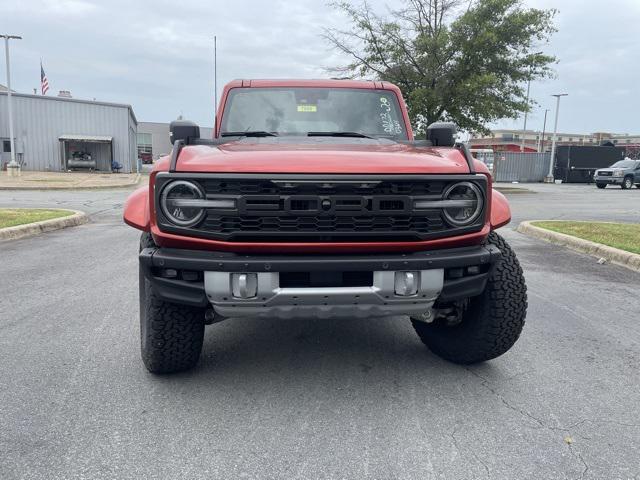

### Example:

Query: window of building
xmin=558 ymin=137 xmax=563 ymax=141
xmin=2 ymin=140 xmax=10 ymax=153
xmin=136 ymin=133 xmax=152 ymax=157
xmin=568 ymin=137 xmax=573 ymax=142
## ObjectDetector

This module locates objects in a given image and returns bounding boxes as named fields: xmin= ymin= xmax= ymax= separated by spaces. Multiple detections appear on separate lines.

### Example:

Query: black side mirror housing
xmin=426 ymin=122 xmax=457 ymax=147
xmin=170 ymin=120 xmax=200 ymax=144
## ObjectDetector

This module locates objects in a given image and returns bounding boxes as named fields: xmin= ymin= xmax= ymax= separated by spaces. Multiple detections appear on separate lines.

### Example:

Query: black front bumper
xmin=140 ymin=244 xmax=501 ymax=308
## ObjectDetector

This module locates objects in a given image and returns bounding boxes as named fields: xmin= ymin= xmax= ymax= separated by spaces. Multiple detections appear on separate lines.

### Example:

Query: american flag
xmin=40 ymin=61 xmax=49 ymax=95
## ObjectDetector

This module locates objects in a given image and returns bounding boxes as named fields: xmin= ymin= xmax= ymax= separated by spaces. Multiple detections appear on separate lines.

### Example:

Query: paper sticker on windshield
xmin=297 ymin=105 xmax=317 ymax=113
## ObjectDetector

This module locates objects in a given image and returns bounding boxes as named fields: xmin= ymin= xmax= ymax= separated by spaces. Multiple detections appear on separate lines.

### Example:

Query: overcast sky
xmin=3 ymin=0 xmax=640 ymax=134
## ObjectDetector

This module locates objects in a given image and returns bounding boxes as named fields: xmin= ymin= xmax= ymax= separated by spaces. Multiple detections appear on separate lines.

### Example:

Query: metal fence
xmin=493 ymin=152 xmax=550 ymax=183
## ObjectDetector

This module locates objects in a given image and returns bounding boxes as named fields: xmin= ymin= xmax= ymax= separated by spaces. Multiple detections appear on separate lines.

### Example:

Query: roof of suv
xmin=226 ymin=79 xmax=398 ymax=90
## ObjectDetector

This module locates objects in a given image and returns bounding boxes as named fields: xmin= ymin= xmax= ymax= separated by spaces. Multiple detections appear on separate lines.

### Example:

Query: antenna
xmin=214 ymin=35 xmax=218 ymax=117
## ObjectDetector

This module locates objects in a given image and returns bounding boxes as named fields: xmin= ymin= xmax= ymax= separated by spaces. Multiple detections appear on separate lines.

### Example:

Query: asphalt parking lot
xmin=1 ymin=183 xmax=639 ymax=479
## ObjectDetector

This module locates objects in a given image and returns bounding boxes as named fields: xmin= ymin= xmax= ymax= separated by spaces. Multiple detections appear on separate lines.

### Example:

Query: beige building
xmin=137 ymin=121 xmax=214 ymax=161
xmin=470 ymin=129 xmax=640 ymax=152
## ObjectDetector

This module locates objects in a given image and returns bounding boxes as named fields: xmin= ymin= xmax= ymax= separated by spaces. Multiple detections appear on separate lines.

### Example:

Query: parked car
xmin=123 ymin=79 xmax=527 ymax=374
xmin=470 ymin=148 xmax=495 ymax=173
xmin=594 ymin=159 xmax=640 ymax=189
xmin=139 ymin=152 xmax=153 ymax=164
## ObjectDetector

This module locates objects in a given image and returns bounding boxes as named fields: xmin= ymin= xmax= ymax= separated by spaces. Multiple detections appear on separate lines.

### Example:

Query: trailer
xmin=554 ymin=145 xmax=626 ymax=183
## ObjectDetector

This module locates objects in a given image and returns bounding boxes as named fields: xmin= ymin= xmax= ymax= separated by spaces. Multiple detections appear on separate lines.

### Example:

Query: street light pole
xmin=520 ymin=76 xmax=531 ymax=152
xmin=1 ymin=34 xmax=22 ymax=175
xmin=545 ymin=94 xmax=568 ymax=183
xmin=539 ymin=108 xmax=549 ymax=152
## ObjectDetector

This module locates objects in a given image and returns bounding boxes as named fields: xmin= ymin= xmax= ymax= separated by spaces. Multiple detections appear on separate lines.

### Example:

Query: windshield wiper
xmin=307 ymin=131 xmax=373 ymax=139
xmin=221 ymin=131 xmax=278 ymax=137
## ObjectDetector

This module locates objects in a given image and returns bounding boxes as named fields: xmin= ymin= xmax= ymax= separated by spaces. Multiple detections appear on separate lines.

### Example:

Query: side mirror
xmin=169 ymin=119 xmax=200 ymax=144
xmin=426 ymin=122 xmax=457 ymax=147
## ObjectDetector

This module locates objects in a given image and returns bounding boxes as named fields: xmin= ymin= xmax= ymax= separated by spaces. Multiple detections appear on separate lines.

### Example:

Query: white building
xmin=137 ymin=121 xmax=214 ymax=161
xmin=1 ymin=91 xmax=138 ymax=172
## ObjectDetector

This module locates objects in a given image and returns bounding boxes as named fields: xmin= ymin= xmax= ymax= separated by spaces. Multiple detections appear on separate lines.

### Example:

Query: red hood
xmin=154 ymin=141 xmax=472 ymax=174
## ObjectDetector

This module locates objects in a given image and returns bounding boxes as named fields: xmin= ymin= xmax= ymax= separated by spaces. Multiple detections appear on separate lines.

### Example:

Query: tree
xmin=324 ymin=0 xmax=557 ymax=134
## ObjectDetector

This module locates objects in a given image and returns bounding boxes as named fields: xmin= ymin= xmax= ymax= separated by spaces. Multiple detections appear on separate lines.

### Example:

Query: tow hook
xmin=204 ymin=308 xmax=226 ymax=325
xmin=412 ymin=309 xmax=434 ymax=324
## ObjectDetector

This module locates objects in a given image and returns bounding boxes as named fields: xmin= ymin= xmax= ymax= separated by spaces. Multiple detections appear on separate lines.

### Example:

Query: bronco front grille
xmin=155 ymin=174 xmax=488 ymax=243
xmin=200 ymin=178 xmax=447 ymax=196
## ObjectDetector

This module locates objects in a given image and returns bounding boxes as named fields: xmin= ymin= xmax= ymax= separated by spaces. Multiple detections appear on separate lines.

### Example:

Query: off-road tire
xmin=622 ymin=176 xmax=633 ymax=189
xmin=139 ymin=232 xmax=205 ymax=374
xmin=412 ymin=232 xmax=527 ymax=364
xmin=596 ymin=183 xmax=606 ymax=189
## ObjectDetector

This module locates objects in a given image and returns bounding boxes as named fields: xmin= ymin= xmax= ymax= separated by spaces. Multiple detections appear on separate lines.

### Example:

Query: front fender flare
xmin=490 ymin=190 xmax=511 ymax=229
xmin=123 ymin=186 xmax=150 ymax=231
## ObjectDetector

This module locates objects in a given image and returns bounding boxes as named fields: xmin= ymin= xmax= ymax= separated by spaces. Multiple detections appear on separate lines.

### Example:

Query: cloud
xmin=497 ymin=0 xmax=640 ymax=133
xmin=3 ymin=0 xmax=639 ymax=134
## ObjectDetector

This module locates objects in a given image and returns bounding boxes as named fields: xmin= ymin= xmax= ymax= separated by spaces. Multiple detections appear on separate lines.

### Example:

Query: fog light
xmin=161 ymin=268 xmax=178 ymax=279
xmin=394 ymin=271 xmax=419 ymax=296
xmin=182 ymin=270 xmax=200 ymax=282
xmin=447 ymin=268 xmax=464 ymax=279
xmin=231 ymin=273 xmax=258 ymax=299
xmin=467 ymin=266 xmax=481 ymax=275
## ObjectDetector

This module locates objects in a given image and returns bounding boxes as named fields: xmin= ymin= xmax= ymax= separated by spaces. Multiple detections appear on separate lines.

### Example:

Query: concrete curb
xmin=0 ymin=209 xmax=89 ymax=242
xmin=517 ymin=221 xmax=640 ymax=273
xmin=495 ymin=186 xmax=534 ymax=194
xmin=0 ymin=174 xmax=141 ymax=191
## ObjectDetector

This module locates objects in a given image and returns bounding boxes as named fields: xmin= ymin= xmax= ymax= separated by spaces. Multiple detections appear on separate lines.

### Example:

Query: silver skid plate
xmin=204 ymin=269 xmax=443 ymax=319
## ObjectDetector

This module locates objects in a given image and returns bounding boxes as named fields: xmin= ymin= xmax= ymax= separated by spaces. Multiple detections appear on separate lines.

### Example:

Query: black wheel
xmin=139 ymin=232 xmax=205 ymax=374
xmin=411 ymin=232 xmax=527 ymax=364
xmin=596 ymin=183 xmax=606 ymax=189
xmin=622 ymin=176 xmax=633 ymax=189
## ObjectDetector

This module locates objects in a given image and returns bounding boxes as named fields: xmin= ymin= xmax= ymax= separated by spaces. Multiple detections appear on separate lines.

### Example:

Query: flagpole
xmin=1 ymin=34 xmax=22 ymax=175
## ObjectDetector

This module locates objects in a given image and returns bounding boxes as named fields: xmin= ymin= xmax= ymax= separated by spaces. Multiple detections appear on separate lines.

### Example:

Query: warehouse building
xmin=0 ymin=91 xmax=138 ymax=172
xmin=137 ymin=121 xmax=214 ymax=161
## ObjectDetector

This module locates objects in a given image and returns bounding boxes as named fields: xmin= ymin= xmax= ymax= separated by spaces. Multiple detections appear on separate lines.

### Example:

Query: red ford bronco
xmin=124 ymin=79 xmax=527 ymax=374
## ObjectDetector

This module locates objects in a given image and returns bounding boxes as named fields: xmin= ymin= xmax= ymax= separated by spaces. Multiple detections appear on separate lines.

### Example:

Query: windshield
xmin=220 ymin=87 xmax=408 ymax=139
xmin=611 ymin=160 xmax=636 ymax=168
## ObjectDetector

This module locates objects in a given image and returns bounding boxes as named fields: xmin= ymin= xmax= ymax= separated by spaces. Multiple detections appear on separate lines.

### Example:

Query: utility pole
xmin=546 ymin=94 xmax=568 ymax=183
xmin=1 ymin=34 xmax=22 ymax=176
xmin=520 ymin=76 xmax=532 ymax=152
xmin=539 ymin=108 xmax=549 ymax=152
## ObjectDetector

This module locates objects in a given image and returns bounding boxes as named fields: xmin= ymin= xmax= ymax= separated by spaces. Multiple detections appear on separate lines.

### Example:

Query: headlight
xmin=613 ymin=170 xmax=624 ymax=177
xmin=160 ymin=180 xmax=206 ymax=227
xmin=441 ymin=182 xmax=484 ymax=227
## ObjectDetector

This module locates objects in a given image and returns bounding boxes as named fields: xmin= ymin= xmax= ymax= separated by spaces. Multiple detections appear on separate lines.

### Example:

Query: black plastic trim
xmin=455 ymin=142 xmax=475 ymax=174
xmin=168 ymin=139 xmax=184 ymax=173
xmin=141 ymin=244 xmax=499 ymax=273
xmin=439 ymin=273 xmax=490 ymax=302
xmin=139 ymin=244 xmax=500 ymax=307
